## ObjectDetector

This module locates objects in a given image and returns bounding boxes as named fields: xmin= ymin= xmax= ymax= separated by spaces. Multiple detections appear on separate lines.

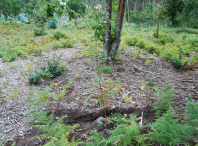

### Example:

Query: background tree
xmin=66 ymin=0 xmax=86 ymax=26
xmin=103 ymin=0 xmax=126 ymax=61
xmin=164 ymin=0 xmax=184 ymax=27
xmin=24 ymin=0 xmax=47 ymax=17
xmin=0 ymin=0 xmax=24 ymax=20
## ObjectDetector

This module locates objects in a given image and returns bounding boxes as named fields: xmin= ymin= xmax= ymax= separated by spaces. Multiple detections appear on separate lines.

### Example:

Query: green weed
xmin=152 ymin=84 xmax=174 ymax=116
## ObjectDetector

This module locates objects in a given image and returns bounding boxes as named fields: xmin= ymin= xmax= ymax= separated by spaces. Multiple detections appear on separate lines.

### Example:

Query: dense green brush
xmin=82 ymin=114 xmax=150 ymax=146
xmin=185 ymin=96 xmax=198 ymax=135
xmin=152 ymin=83 xmax=174 ymax=116
xmin=30 ymin=112 xmax=80 ymax=146
xmin=150 ymin=106 xmax=194 ymax=145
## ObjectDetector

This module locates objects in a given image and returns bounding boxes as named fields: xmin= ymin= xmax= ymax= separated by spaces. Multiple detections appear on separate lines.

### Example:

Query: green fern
xmin=7 ymin=87 xmax=22 ymax=99
xmin=25 ymin=105 xmax=48 ymax=123
xmin=83 ymin=114 xmax=145 ymax=146
xmin=185 ymin=96 xmax=198 ymax=135
xmin=31 ymin=113 xmax=79 ymax=146
xmin=152 ymin=83 xmax=174 ymax=116
xmin=150 ymin=106 xmax=194 ymax=145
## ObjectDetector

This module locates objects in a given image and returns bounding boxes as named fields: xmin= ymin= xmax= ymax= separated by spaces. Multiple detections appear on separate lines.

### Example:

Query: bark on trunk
xmin=103 ymin=0 xmax=112 ymax=60
xmin=142 ymin=1 xmax=145 ymax=12
xmin=156 ymin=0 xmax=165 ymax=38
xmin=127 ymin=0 xmax=129 ymax=22
xmin=111 ymin=0 xmax=126 ymax=57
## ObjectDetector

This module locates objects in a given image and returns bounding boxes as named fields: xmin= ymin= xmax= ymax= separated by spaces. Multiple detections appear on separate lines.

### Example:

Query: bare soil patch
xmin=0 ymin=47 xmax=198 ymax=145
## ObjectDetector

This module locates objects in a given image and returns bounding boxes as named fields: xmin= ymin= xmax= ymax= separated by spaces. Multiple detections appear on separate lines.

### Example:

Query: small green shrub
xmin=61 ymin=39 xmax=74 ymax=48
xmin=146 ymin=77 xmax=154 ymax=85
xmin=34 ymin=28 xmax=45 ymax=36
xmin=52 ymin=42 xmax=60 ymax=49
xmin=29 ymin=71 xmax=42 ymax=84
xmin=0 ymin=47 xmax=17 ymax=62
xmin=137 ymin=39 xmax=145 ymax=48
xmin=28 ymin=55 xmax=68 ymax=84
xmin=169 ymin=47 xmax=188 ymax=70
xmin=123 ymin=36 xmax=138 ymax=46
xmin=53 ymin=31 xmax=65 ymax=40
xmin=41 ymin=55 xmax=68 ymax=78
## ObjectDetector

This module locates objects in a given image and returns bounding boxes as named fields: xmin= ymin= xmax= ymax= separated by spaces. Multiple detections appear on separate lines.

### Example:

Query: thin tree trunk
xmin=127 ymin=0 xmax=129 ymax=22
xmin=156 ymin=0 xmax=165 ymax=38
xmin=103 ymin=0 xmax=112 ymax=60
xmin=111 ymin=0 xmax=126 ymax=58
xmin=142 ymin=1 xmax=145 ymax=12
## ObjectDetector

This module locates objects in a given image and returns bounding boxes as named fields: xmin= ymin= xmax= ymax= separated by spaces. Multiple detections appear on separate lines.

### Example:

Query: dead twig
xmin=133 ymin=65 xmax=161 ymax=78
xmin=175 ymin=87 xmax=198 ymax=94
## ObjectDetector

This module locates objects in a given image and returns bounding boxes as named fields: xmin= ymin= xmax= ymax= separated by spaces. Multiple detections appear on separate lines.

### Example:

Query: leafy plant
xmin=94 ymin=65 xmax=113 ymax=74
xmin=185 ymin=96 xmax=198 ymax=135
xmin=83 ymin=114 xmax=149 ymax=146
xmin=169 ymin=47 xmax=188 ymax=70
xmin=121 ymin=92 xmax=133 ymax=103
xmin=33 ymin=86 xmax=51 ymax=104
xmin=41 ymin=55 xmax=68 ymax=78
xmin=152 ymin=83 xmax=174 ymax=116
xmin=53 ymin=31 xmax=65 ymax=40
xmin=33 ymin=7 xmax=48 ymax=36
xmin=140 ymin=81 xmax=148 ymax=90
xmin=150 ymin=106 xmax=194 ymax=145
xmin=7 ymin=87 xmax=22 ymax=103
xmin=0 ymin=69 xmax=5 ymax=75
xmin=29 ymin=71 xmax=42 ymax=84
xmin=145 ymin=77 xmax=154 ymax=85
xmin=145 ymin=59 xmax=152 ymax=65
xmin=31 ymin=112 xmax=80 ymax=146
xmin=48 ymin=17 xmax=59 ymax=29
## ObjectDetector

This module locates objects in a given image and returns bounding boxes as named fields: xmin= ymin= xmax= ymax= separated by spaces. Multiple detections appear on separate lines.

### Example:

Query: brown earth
xmin=0 ymin=47 xmax=198 ymax=146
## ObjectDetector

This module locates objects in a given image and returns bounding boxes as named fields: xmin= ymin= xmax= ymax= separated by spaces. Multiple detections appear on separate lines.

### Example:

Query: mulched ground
xmin=0 ymin=46 xmax=198 ymax=146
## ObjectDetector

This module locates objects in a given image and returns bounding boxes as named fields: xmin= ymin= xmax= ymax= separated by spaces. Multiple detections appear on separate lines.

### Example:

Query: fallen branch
xmin=133 ymin=65 xmax=161 ymax=78
xmin=175 ymin=87 xmax=198 ymax=94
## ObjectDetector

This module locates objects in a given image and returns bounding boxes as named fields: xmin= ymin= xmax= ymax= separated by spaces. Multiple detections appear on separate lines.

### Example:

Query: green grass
xmin=122 ymin=26 xmax=198 ymax=68
xmin=0 ymin=20 xmax=93 ymax=62
xmin=0 ymin=20 xmax=197 ymax=69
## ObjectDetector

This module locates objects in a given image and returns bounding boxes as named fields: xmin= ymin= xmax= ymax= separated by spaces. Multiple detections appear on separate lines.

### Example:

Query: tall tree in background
xmin=165 ymin=0 xmax=184 ymax=27
xmin=155 ymin=0 xmax=165 ymax=37
xmin=24 ymin=0 xmax=48 ymax=17
xmin=0 ymin=0 xmax=23 ymax=20
xmin=66 ymin=0 xmax=86 ymax=26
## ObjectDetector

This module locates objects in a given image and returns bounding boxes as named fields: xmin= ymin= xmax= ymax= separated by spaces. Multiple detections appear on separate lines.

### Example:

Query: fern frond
xmin=87 ymin=130 xmax=104 ymax=142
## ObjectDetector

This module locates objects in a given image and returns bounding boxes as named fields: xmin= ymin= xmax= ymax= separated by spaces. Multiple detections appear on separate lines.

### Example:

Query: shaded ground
xmin=0 ymin=47 xmax=198 ymax=145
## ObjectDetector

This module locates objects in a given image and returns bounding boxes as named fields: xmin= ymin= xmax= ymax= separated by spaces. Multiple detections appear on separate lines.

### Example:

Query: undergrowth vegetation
xmin=0 ymin=15 xmax=198 ymax=146
xmin=122 ymin=26 xmax=198 ymax=69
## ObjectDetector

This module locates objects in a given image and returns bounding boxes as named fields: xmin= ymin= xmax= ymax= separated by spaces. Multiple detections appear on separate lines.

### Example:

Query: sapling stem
xmin=95 ymin=41 xmax=107 ymax=128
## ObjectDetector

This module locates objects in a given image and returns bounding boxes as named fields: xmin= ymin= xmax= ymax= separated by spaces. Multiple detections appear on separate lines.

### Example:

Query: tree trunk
xmin=103 ymin=0 xmax=112 ymax=60
xmin=127 ymin=0 xmax=129 ymax=22
xmin=156 ymin=0 xmax=165 ymax=38
xmin=111 ymin=0 xmax=126 ymax=58
xmin=142 ymin=1 xmax=145 ymax=12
